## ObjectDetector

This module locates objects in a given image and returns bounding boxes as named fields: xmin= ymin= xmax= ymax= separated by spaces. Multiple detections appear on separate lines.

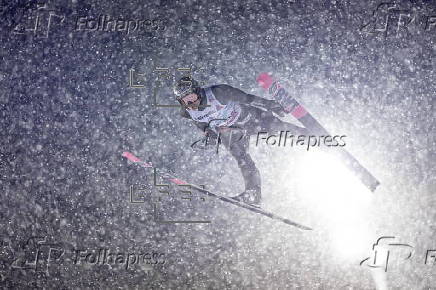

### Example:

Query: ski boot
xmin=231 ymin=189 xmax=261 ymax=206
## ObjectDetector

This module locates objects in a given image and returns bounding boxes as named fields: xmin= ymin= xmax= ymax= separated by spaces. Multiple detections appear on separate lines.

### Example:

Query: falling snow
xmin=0 ymin=0 xmax=435 ymax=289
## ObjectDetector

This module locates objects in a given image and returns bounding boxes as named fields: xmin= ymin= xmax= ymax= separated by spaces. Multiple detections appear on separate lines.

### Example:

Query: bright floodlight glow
xmin=296 ymin=150 xmax=374 ymax=261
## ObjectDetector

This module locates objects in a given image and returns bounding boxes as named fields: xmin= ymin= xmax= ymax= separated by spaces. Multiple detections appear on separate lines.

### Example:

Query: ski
xmin=257 ymin=73 xmax=380 ymax=192
xmin=122 ymin=151 xmax=312 ymax=230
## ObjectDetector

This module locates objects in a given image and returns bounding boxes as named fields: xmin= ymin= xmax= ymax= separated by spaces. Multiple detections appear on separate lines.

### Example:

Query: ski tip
xmin=122 ymin=151 xmax=141 ymax=163
xmin=256 ymin=73 xmax=273 ymax=90
xmin=370 ymin=181 xmax=381 ymax=192
xmin=283 ymin=218 xmax=313 ymax=230
xmin=295 ymin=224 xmax=313 ymax=231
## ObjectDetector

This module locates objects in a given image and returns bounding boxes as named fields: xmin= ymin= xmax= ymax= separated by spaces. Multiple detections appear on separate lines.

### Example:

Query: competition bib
xmin=187 ymin=87 xmax=242 ymax=131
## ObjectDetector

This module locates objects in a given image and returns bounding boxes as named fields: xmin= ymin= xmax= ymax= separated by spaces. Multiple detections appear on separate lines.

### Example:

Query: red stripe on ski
xmin=170 ymin=178 xmax=188 ymax=185
xmin=291 ymin=105 xmax=308 ymax=119
xmin=122 ymin=151 xmax=152 ymax=167
xmin=122 ymin=151 xmax=141 ymax=162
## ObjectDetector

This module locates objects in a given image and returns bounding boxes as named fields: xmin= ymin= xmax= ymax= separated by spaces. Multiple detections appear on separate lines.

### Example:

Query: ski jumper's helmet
xmin=174 ymin=76 xmax=201 ymax=104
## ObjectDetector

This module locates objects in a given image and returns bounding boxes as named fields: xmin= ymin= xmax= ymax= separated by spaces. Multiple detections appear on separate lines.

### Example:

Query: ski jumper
xmin=181 ymin=84 xmax=308 ymax=194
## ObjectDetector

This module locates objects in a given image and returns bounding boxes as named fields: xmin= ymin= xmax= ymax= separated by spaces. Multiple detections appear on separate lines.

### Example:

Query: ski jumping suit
xmin=181 ymin=84 xmax=308 ymax=195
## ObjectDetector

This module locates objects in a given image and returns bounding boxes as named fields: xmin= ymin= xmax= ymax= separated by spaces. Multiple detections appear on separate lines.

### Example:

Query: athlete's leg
xmin=220 ymin=131 xmax=261 ymax=202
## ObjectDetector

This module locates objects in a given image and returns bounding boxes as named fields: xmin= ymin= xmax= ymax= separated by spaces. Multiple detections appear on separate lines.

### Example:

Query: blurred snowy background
xmin=1 ymin=0 xmax=435 ymax=288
